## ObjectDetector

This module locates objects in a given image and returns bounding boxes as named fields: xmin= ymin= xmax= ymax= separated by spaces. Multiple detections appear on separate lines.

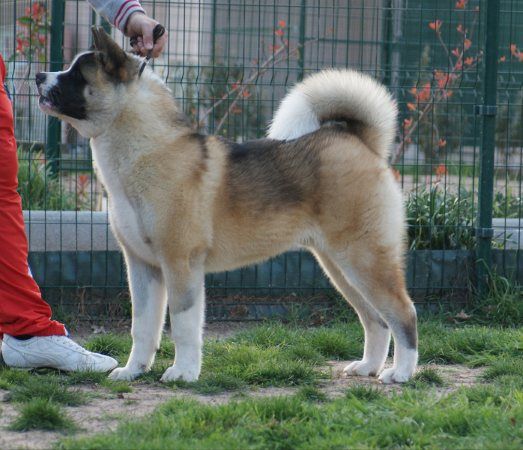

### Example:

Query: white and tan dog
xmin=36 ymin=28 xmax=417 ymax=384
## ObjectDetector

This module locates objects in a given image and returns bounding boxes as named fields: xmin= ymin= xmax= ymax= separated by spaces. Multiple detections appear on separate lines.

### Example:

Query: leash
xmin=130 ymin=24 xmax=165 ymax=77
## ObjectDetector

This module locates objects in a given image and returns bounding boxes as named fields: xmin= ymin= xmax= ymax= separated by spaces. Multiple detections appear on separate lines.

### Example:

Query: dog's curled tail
xmin=267 ymin=69 xmax=397 ymax=159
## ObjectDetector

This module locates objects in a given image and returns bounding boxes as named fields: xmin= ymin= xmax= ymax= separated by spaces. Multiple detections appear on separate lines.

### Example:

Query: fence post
xmin=390 ymin=0 xmax=404 ymax=95
xmin=476 ymin=0 xmax=500 ymax=294
xmin=297 ymin=0 xmax=306 ymax=81
xmin=46 ymin=0 xmax=65 ymax=176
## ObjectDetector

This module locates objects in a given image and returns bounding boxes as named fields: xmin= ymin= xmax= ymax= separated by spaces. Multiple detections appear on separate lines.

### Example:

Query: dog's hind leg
xmin=110 ymin=250 xmax=167 ymax=381
xmin=312 ymin=249 xmax=391 ymax=377
xmin=327 ymin=246 xmax=418 ymax=383
xmin=160 ymin=258 xmax=205 ymax=383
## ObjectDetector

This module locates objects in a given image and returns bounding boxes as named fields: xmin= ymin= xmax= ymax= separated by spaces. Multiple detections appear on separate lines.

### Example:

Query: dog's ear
xmin=91 ymin=27 xmax=136 ymax=81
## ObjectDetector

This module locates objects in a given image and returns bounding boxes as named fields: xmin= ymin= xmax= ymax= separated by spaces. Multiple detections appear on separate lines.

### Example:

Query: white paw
xmin=378 ymin=367 xmax=413 ymax=384
xmin=160 ymin=365 xmax=200 ymax=383
xmin=108 ymin=366 xmax=143 ymax=381
xmin=344 ymin=360 xmax=382 ymax=377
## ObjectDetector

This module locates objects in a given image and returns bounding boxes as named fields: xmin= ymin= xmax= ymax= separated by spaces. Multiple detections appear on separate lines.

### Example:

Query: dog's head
xmin=36 ymin=27 xmax=140 ymax=137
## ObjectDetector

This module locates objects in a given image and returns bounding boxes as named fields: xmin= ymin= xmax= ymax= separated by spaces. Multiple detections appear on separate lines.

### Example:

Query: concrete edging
xmin=23 ymin=211 xmax=522 ymax=251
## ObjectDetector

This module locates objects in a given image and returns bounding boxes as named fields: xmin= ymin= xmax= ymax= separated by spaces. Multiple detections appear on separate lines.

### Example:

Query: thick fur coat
xmin=36 ymin=28 xmax=418 ymax=383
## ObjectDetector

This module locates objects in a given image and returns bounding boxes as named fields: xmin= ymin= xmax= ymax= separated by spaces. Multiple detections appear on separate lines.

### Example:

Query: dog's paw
xmin=378 ymin=367 xmax=413 ymax=384
xmin=108 ymin=366 xmax=142 ymax=381
xmin=343 ymin=360 xmax=382 ymax=377
xmin=160 ymin=365 xmax=200 ymax=383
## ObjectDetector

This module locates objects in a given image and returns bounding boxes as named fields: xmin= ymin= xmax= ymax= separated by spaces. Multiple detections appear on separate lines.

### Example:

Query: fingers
xmin=126 ymin=13 xmax=167 ymax=58
xmin=141 ymin=22 xmax=155 ymax=52
xmin=151 ymin=32 xmax=167 ymax=58
xmin=131 ymin=36 xmax=144 ymax=55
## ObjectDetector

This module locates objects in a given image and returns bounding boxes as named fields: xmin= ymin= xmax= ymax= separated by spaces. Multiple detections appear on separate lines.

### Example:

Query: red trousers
xmin=0 ymin=54 xmax=65 ymax=338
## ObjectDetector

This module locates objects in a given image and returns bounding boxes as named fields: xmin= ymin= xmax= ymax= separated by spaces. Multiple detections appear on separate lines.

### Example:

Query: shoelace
xmin=48 ymin=335 xmax=92 ymax=355
xmin=1 ymin=335 xmax=91 ymax=357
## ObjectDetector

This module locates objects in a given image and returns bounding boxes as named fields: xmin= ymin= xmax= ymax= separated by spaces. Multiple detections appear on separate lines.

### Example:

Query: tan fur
xmin=38 ymin=29 xmax=418 ymax=383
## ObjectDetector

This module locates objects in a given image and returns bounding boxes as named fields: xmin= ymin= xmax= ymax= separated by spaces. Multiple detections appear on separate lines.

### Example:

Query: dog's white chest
xmin=109 ymin=195 xmax=156 ymax=264
xmin=91 ymin=143 xmax=157 ymax=265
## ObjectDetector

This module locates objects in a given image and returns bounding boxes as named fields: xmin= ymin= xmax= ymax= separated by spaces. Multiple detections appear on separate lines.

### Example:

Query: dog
xmin=36 ymin=28 xmax=417 ymax=384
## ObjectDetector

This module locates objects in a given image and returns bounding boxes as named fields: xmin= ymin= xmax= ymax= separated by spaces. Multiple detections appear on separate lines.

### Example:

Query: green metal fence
xmin=0 ymin=0 xmax=521 ymax=320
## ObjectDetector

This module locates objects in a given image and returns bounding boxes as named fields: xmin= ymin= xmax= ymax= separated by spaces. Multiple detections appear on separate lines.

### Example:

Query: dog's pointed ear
xmin=91 ymin=27 xmax=135 ymax=81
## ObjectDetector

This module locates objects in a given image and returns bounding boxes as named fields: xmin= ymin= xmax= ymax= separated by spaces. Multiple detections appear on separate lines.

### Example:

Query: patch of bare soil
xmin=322 ymin=361 xmax=485 ymax=398
xmin=0 ymin=362 xmax=485 ymax=450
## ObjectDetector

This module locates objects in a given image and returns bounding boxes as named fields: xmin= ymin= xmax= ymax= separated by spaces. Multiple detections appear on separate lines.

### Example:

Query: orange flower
xmin=407 ymin=103 xmax=417 ymax=111
xmin=16 ymin=38 xmax=25 ymax=53
xmin=241 ymin=89 xmax=251 ymax=98
xmin=455 ymin=0 xmax=467 ymax=9
xmin=31 ymin=2 xmax=45 ymax=20
xmin=428 ymin=20 xmax=443 ymax=32
xmin=435 ymin=164 xmax=447 ymax=177
xmin=510 ymin=44 xmax=523 ymax=61
xmin=438 ymin=139 xmax=447 ymax=148
xmin=391 ymin=169 xmax=401 ymax=182
xmin=435 ymin=71 xmax=454 ymax=89
xmin=78 ymin=174 xmax=89 ymax=186
xmin=278 ymin=20 xmax=286 ymax=28
xmin=77 ymin=174 xmax=89 ymax=197
xmin=418 ymin=82 xmax=431 ymax=102
xmin=464 ymin=38 xmax=472 ymax=50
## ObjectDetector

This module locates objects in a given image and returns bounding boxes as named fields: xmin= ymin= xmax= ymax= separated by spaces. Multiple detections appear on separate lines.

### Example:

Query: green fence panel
xmin=1 ymin=0 xmax=521 ymax=320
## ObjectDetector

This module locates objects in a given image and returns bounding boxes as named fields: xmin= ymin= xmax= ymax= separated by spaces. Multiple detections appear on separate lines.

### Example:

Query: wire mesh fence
xmin=0 ymin=0 xmax=521 ymax=320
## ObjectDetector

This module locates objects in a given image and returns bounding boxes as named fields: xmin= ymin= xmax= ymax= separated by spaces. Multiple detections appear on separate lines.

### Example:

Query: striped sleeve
xmin=87 ymin=0 xmax=146 ymax=34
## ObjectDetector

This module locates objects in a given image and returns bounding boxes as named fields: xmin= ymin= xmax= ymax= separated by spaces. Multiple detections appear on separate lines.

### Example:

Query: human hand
xmin=125 ymin=12 xmax=167 ymax=58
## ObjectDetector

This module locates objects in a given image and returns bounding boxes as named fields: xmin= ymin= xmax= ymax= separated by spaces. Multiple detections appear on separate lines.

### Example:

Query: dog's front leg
xmin=160 ymin=261 xmax=205 ymax=383
xmin=109 ymin=250 xmax=167 ymax=381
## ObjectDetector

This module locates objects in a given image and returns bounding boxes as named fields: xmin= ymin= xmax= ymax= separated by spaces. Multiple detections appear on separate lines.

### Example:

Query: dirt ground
xmin=0 ymin=323 xmax=486 ymax=450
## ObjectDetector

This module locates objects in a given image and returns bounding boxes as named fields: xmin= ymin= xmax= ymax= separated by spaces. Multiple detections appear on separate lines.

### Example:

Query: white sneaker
xmin=1 ymin=334 xmax=118 ymax=372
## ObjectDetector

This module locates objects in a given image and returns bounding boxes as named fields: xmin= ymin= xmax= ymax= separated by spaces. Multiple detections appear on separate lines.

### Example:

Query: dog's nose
xmin=35 ymin=72 xmax=46 ymax=86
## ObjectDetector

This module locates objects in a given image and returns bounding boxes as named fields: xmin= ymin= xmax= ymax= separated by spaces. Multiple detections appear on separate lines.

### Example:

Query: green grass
xmin=345 ymin=385 xmax=385 ymax=401
xmin=0 ymin=320 xmax=521 ymax=448
xmin=482 ymin=358 xmax=523 ymax=381
xmin=7 ymin=374 xmax=86 ymax=405
xmin=1 ymin=322 xmax=520 ymax=398
xmin=296 ymin=385 xmax=327 ymax=402
xmin=417 ymin=320 xmax=521 ymax=365
xmin=84 ymin=334 xmax=132 ymax=361
xmin=57 ymin=384 xmax=523 ymax=449
xmin=10 ymin=399 xmax=75 ymax=432
xmin=472 ymin=274 xmax=523 ymax=327
xmin=406 ymin=366 xmax=445 ymax=388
